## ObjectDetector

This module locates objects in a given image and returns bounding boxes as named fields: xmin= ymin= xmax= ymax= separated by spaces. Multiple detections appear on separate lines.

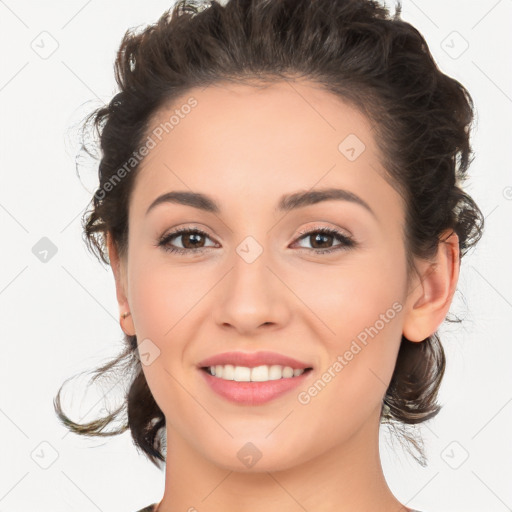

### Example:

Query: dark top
xmin=134 ymin=505 xmax=423 ymax=512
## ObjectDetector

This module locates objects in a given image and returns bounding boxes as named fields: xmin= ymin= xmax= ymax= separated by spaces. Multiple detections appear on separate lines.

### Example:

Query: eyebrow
xmin=145 ymin=187 xmax=376 ymax=218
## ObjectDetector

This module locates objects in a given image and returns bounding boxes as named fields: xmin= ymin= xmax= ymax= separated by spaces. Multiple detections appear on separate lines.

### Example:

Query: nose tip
xmin=212 ymin=263 xmax=290 ymax=335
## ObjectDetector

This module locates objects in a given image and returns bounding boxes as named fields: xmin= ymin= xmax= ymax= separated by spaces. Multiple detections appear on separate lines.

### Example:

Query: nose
xmin=211 ymin=248 xmax=292 ymax=335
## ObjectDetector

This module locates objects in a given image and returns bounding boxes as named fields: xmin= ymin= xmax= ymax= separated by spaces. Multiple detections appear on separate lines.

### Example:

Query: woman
xmin=54 ymin=0 xmax=484 ymax=510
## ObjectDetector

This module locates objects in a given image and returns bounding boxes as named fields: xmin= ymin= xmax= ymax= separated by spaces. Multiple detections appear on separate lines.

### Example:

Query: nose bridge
xmin=211 ymin=234 xmax=290 ymax=332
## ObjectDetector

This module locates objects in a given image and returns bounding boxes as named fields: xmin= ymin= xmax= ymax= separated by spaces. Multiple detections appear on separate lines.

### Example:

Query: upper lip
xmin=197 ymin=351 xmax=313 ymax=369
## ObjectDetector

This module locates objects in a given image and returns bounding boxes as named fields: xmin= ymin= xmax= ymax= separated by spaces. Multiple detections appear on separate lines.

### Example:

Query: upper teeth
xmin=208 ymin=364 xmax=306 ymax=382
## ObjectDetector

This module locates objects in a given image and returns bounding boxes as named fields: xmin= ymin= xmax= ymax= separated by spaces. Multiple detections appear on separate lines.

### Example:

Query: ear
xmin=402 ymin=229 xmax=460 ymax=342
xmin=106 ymin=232 xmax=135 ymax=336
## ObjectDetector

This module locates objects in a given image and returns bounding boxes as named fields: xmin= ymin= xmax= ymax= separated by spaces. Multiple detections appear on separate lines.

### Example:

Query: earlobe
xmin=106 ymin=232 xmax=136 ymax=336
xmin=402 ymin=230 xmax=460 ymax=343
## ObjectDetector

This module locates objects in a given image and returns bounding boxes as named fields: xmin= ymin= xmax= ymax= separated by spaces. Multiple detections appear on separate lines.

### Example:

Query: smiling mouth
xmin=200 ymin=365 xmax=313 ymax=382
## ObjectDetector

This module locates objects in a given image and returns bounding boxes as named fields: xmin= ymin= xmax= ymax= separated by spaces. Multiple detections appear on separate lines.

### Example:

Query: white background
xmin=0 ymin=1 xmax=511 ymax=511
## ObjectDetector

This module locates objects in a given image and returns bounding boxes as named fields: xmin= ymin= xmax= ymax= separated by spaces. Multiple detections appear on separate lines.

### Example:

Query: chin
xmin=200 ymin=437 xmax=313 ymax=474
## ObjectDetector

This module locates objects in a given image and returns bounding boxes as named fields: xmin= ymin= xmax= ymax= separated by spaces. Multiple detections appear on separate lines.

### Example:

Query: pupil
xmin=187 ymin=233 xmax=202 ymax=247
xmin=313 ymin=233 xmax=331 ymax=248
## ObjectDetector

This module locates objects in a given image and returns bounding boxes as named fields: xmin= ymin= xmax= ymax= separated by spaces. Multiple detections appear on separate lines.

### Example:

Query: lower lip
xmin=199 ymin=368 xmax=312 ymax=405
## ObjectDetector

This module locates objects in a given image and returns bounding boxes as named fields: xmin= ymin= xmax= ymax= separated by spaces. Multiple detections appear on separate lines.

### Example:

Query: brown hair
xmin=54 ymin=0 xmax=484 ymax=468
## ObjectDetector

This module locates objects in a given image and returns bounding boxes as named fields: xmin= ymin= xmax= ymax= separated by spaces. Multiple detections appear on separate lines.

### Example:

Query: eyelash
xmin=156 ymin=225 xmax=356 ymax=256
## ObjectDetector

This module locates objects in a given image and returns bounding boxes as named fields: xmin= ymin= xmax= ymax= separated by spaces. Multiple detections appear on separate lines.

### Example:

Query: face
xmin=114 ymin=79 xmax=422 ymax=472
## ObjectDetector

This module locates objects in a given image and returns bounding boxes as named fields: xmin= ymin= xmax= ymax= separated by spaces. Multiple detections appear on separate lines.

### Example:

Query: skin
xmin=107 ymin=79 xmax=460 ymax=512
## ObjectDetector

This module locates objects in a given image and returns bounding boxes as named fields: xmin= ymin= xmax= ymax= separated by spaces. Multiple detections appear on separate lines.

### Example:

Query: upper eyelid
xmin=296 ymin=224 xmax=352 ymax=238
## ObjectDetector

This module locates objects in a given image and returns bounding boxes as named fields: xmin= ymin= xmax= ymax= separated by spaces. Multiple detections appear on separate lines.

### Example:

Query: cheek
xmin=301 ymin=250 xmax=406 ymax=397
xmin=127 ymin=261 xmax=199 ymax=415
xmin=306 ymin=253 xmax=405 ymax=342
xmin=130 ymin=273 xmax=171 ymax=336
xmin=296 ymin=274 xmax=404 ymax=437
xmin=127 ymin=257 xmax=200 ymax=340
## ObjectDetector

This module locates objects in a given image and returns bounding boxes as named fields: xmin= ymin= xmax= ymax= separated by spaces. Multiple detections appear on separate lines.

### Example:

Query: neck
xmin=155 ymin=410 xmax=411 ymax=512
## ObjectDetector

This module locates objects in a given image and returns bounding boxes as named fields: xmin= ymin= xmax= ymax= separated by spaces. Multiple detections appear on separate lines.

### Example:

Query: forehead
xmin=130 ymin=79 xmax=403 ymax=228
xmin=144 ymin=79 xmax=378 ymax=162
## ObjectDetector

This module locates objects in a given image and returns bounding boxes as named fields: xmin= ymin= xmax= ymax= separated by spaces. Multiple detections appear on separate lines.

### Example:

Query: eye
xmin=157 ymin=227 xmax=218 ymax=256
xmin=292 ymin=226 xmax=356 ymax=254
xmin=156 ymin=225 xmax=356 ymax=256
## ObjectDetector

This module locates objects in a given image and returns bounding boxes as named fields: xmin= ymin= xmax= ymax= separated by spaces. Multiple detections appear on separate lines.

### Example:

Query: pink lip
xmin=199 ymin=367 xmax=313 ymax=405
xmin=197 ymin=351 xmax=313 ymax=370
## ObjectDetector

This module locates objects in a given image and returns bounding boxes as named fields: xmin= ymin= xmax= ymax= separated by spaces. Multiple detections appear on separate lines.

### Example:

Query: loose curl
xmin=54 ymin=0 xmax=484 ymax=468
